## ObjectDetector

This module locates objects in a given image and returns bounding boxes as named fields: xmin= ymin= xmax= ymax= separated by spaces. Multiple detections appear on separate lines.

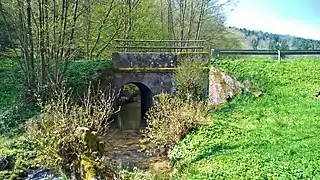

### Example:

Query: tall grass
xmin=170 ymin=59 xmax=320 ymax=179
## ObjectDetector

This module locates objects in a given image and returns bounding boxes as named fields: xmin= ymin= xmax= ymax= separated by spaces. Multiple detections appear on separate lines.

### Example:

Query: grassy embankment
xmin=170 ymin=59 xmax=320 ymax=179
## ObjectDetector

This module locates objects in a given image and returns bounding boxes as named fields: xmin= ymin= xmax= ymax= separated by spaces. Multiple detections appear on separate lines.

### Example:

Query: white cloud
xmin=226 ymin=2 xmax=320 ymax=40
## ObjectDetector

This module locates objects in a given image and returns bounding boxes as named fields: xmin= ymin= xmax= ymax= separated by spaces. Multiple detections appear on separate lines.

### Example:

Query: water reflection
xmin=115 ymin=83 xmax=144 ymax=130
xmin=119 ymin=101 xmax=141 ymax=130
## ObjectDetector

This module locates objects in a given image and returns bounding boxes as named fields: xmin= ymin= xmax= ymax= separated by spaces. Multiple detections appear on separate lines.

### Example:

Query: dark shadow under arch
xmin=129 ymin=82 xmax=152 ymax=122
xmin=117 ymin=82 xmax=153 ymax=128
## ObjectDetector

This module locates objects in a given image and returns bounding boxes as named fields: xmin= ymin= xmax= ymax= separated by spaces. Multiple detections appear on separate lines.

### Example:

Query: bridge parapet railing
xmin=115 ymin=39 xmax=206 ymax=53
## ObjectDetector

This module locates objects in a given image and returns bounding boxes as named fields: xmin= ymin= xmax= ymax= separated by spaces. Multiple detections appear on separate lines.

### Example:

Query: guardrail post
xmin=277 ymin=50 xmax=281 ymax=62
xmin=211 ymin=49 xmax=220 ymax=59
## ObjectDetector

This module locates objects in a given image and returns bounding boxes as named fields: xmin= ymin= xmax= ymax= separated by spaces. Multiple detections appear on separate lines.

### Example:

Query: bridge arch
xmin=113 ymin=71 xmax=175 ymax=96
xmin=119 ymin=81 xmax=153 ymax=121
xmin=111 ymin=81 xmax=153 ymax=130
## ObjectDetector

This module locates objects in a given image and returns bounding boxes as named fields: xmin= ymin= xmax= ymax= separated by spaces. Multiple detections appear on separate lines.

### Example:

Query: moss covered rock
xmin=209 ymin=67 xmax=261 ymax=105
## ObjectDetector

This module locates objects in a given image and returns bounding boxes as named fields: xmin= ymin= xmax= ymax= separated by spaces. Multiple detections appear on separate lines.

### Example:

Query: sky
xmin=226 ymin=0 xmax=320 ymax=40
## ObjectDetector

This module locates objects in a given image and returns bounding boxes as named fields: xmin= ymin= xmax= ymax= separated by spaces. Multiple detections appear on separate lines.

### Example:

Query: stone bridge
xmin=110 ymin=52 xmax=209 ymax=124
xmin=112 ymin=52 xmax=178 ymax=119
xmin=112 ymin=52 xmax=179 ymax=95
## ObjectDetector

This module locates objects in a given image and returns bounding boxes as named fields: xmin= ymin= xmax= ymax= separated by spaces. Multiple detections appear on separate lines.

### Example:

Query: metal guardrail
xmin=211 ymin=49 xmax=320 ymax=61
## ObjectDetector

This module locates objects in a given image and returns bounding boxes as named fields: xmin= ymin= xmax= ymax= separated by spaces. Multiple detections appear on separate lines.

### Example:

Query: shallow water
xmin=104 ymin=101 xmax=169 ymax=171
xmin=104 ymin=129 xmax=168 ymax=171
xmin=119 ymin=102 xmax=141 ymax=130
xmin=25 ymin=169 xmax=61 ymax=180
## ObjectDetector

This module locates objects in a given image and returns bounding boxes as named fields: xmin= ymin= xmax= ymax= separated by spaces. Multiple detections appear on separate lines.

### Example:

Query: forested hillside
xmin=232 ymin=27 xmax=320 ymax=50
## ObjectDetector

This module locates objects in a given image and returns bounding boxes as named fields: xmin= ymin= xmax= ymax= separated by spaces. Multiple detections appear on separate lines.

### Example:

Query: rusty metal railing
xmin=115 ymin=39 xmax=206 ymax=53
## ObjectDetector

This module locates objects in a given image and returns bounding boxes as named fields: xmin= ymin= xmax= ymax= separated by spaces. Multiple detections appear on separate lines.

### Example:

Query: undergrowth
xmin=27 ymin=84 xmax=119 ymax=179
xmin=0 ymin=60 xmax=21 ymax=111
xmin=142 ymin=93 xmax=210 ymax=156
xmin=0 ymin=59 xmax=114 ymax=179
xmin=0 ymin=136 xmax=40 ymax=179
xmin=171 ymin=59 xmax=320 ymax=179
xmin=141 ymin=58 xmax=211 ymax=157
xmin=65 ymin=60 xmax=113 ymax=97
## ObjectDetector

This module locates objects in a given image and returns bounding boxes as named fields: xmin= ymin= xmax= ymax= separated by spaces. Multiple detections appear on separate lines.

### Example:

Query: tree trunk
xmin=60 ymin=0 xmax=79 ymax=84
xmin=38 ymin=0 xmax=46 ymax=94
xmin=27 ymin=0 xmax=35 ymax=89
xmin=85 ymin=0 xmax=91 ymax=59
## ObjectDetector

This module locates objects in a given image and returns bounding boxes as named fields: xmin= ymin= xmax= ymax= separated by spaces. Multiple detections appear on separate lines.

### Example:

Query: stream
xmin=105 ymin=102 xmax=169 ymax=171
xmin=104 ymin=129 xmax=168 ymax=171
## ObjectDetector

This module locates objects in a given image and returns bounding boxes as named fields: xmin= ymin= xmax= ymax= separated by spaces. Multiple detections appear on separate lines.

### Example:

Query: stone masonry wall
xmin=112 ymin=52 xmax=178 ymax=68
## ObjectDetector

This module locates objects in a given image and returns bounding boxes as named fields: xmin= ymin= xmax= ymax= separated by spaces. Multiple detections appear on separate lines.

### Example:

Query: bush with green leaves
xmin=174 ymin=58 xmax=209 ymax=101
xmin=0 ymin=59 xmax=40 ymax=137
xmin=65 ymin=60 xmax=113 ymax=97
xmin=141 ymin=93 xmax=210 ymax=156
xmin=27 ymin=84 xmax=118 ymax=179
xmin=0 ymin=135 xmax=39 ymax=179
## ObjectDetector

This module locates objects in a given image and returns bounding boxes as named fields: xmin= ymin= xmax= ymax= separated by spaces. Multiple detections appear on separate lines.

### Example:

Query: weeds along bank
xmin=170 ymin=59 xmax=320 ymax=179
xmin=0 ymin=60 xmax=38 ymax=179
xmin=0 ymin=60 xmax=115 ymax=179
xmin=0 ymin=60 xmax=112 ymax=137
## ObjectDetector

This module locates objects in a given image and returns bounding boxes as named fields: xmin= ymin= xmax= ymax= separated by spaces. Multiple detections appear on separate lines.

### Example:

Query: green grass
xmin=0 ymin=60 xmax=40 ymax=136
xmin=170 ymin=59 xmax=320 ymax=179
xmin=0 ymin=60 xmax=22 ymax=111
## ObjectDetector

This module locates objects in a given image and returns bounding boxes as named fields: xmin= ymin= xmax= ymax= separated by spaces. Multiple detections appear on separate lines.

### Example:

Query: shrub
xmin=0 ymin=136 xmax=38 ymax=180
xmin=0 ymin=102 xmax=40 ymax=137
xmin=174 ymin=58 xmax=209 ymax=101
xmin=27 ymin=83 xmax=118 ymax=179
xmin=118 ymin=167 xmax=172 ymax=180
xmin=141 ymin=93 xmax=210 ymax=156
xmin=65 ymin=60 xmax=113 ymax=97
